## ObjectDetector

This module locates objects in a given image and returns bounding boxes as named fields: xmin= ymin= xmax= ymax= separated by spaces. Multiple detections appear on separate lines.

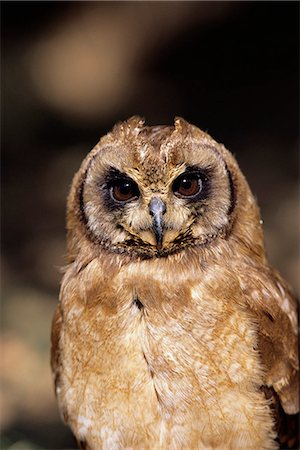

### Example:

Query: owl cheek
xmin=139 ymin=230 xmax=157 ymax=246
xmin=163 ymin=229 xmax=183 ymax=246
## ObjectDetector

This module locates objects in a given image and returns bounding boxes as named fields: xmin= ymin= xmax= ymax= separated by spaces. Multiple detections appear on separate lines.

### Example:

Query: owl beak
xmin=149 ymin=197 xmax=166 ymax=249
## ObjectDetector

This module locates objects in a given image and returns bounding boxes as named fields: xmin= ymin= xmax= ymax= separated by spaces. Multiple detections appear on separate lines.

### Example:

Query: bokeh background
xmin=1 ymin=2 xmax=299 ymax=449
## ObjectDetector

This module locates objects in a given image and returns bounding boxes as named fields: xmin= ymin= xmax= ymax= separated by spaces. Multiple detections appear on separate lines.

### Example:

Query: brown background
xmin=1 ymin=2 xmax=299 ymax=449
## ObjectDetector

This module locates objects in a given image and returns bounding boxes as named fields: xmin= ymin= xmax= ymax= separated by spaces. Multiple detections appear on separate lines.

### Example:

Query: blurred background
xmin=1 ymin=2 xmax=299 ymax=449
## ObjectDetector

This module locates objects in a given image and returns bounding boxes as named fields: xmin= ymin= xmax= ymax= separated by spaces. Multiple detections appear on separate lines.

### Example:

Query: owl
xmin=51 ymin=117 xmax=298 ymax=450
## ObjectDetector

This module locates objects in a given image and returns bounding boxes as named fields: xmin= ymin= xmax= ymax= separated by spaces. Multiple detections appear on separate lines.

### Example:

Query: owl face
xmin=74 ymin=117 xmax=239 ymax=258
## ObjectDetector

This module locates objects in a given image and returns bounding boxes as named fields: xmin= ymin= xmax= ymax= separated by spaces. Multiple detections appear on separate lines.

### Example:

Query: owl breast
xmin=57 ymin=256 xmax=277 ymax=450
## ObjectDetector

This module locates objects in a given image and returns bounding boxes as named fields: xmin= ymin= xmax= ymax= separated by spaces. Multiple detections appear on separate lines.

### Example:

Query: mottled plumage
xmin=51 ymin=117 xmax=298 ymax=449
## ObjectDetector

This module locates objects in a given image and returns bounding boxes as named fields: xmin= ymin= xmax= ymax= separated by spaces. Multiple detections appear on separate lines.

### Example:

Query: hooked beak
xmin=149 ymin=197 xmax=166 ymax=249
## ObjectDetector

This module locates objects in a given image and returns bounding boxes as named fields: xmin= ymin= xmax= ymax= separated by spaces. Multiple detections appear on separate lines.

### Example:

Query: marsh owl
xmin=51 ymin=117 xmax=298 ymax=450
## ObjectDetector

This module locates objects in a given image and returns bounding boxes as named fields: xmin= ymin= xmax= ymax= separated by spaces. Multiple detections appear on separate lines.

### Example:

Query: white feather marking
xmin=78 ymin=415 xmax=93 ymax=437
xmin=139 ymin=144 xmax=147 ymax=160
xmin=100 ymin=427 xmax=122 ymax=450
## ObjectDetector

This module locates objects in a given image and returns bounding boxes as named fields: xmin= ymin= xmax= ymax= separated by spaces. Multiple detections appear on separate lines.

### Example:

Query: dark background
xmin=1 ymin=2 xmax=299 ymax=449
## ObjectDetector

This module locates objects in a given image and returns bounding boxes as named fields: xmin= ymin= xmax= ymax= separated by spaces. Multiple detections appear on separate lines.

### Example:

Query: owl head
xmin=67 ymin=117 xmax=264 ymax=261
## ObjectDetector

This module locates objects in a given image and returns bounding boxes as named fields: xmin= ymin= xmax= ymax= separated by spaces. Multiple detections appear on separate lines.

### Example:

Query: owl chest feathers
xmin=57 ymin=255 xmax=277 ymax=449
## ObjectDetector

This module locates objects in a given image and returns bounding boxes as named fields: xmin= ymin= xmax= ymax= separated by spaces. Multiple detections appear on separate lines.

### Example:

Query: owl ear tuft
xmin=174 ymin=117 xmax=191 ymax=134
xmin=125 ymin=116 xmax=145 ymax=137
xmin=112 ymin=116 xmax=145 ymax=139
xmin=174 ymin=117 xmax=211 ymax=142
xmin=126 ymin=115 xmax=145 ymax=131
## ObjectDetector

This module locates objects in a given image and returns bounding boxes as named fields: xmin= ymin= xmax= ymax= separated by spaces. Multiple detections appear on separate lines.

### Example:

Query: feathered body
xmin=51 ymin=117 xmax=298 ymax=449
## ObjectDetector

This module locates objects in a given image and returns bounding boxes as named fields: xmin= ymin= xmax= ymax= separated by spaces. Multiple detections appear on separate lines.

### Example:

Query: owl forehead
xmin=139 ymin=128 xmax=225 ymax=171
xmin=85 ymin=122 xmax=228 ymax=192
xmin=122 ymin=136 xmax=221 ymax=177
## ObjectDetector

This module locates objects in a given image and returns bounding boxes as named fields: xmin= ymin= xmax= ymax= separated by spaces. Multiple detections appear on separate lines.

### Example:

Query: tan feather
xmin=51 ymin=118 xmax=298 ymax=449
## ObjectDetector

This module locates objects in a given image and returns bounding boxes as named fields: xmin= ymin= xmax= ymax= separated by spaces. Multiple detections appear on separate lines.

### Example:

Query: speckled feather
xmin=51 ymin=117 xmax=298 ymax=450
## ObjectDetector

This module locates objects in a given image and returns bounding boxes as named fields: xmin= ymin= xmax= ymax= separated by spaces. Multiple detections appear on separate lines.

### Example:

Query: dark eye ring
xmin=110 ymin=179 xmax=140 ymax=203
xmin=172 ymin=172 xmax=203 ymax=198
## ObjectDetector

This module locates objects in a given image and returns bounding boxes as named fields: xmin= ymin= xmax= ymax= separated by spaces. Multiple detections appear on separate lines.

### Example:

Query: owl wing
xmin=243 ymin=266 xmax=298 ymax=415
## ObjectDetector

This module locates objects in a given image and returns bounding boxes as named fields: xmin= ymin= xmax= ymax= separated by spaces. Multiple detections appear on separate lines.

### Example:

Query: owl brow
xmin=103 ymin=167 xmax=135 ymax=186
xmin=202 ymin=144 xmax=236 ymax=217
xmin=183 ymin=164 xmax=213 ymax=176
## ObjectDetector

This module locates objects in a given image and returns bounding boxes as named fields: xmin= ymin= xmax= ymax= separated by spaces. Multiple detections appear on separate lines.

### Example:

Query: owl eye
xmin=111 ymin=179 xmax=140 ymax=203
xmin=172 ymin=173 xmax=203 ymax=198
